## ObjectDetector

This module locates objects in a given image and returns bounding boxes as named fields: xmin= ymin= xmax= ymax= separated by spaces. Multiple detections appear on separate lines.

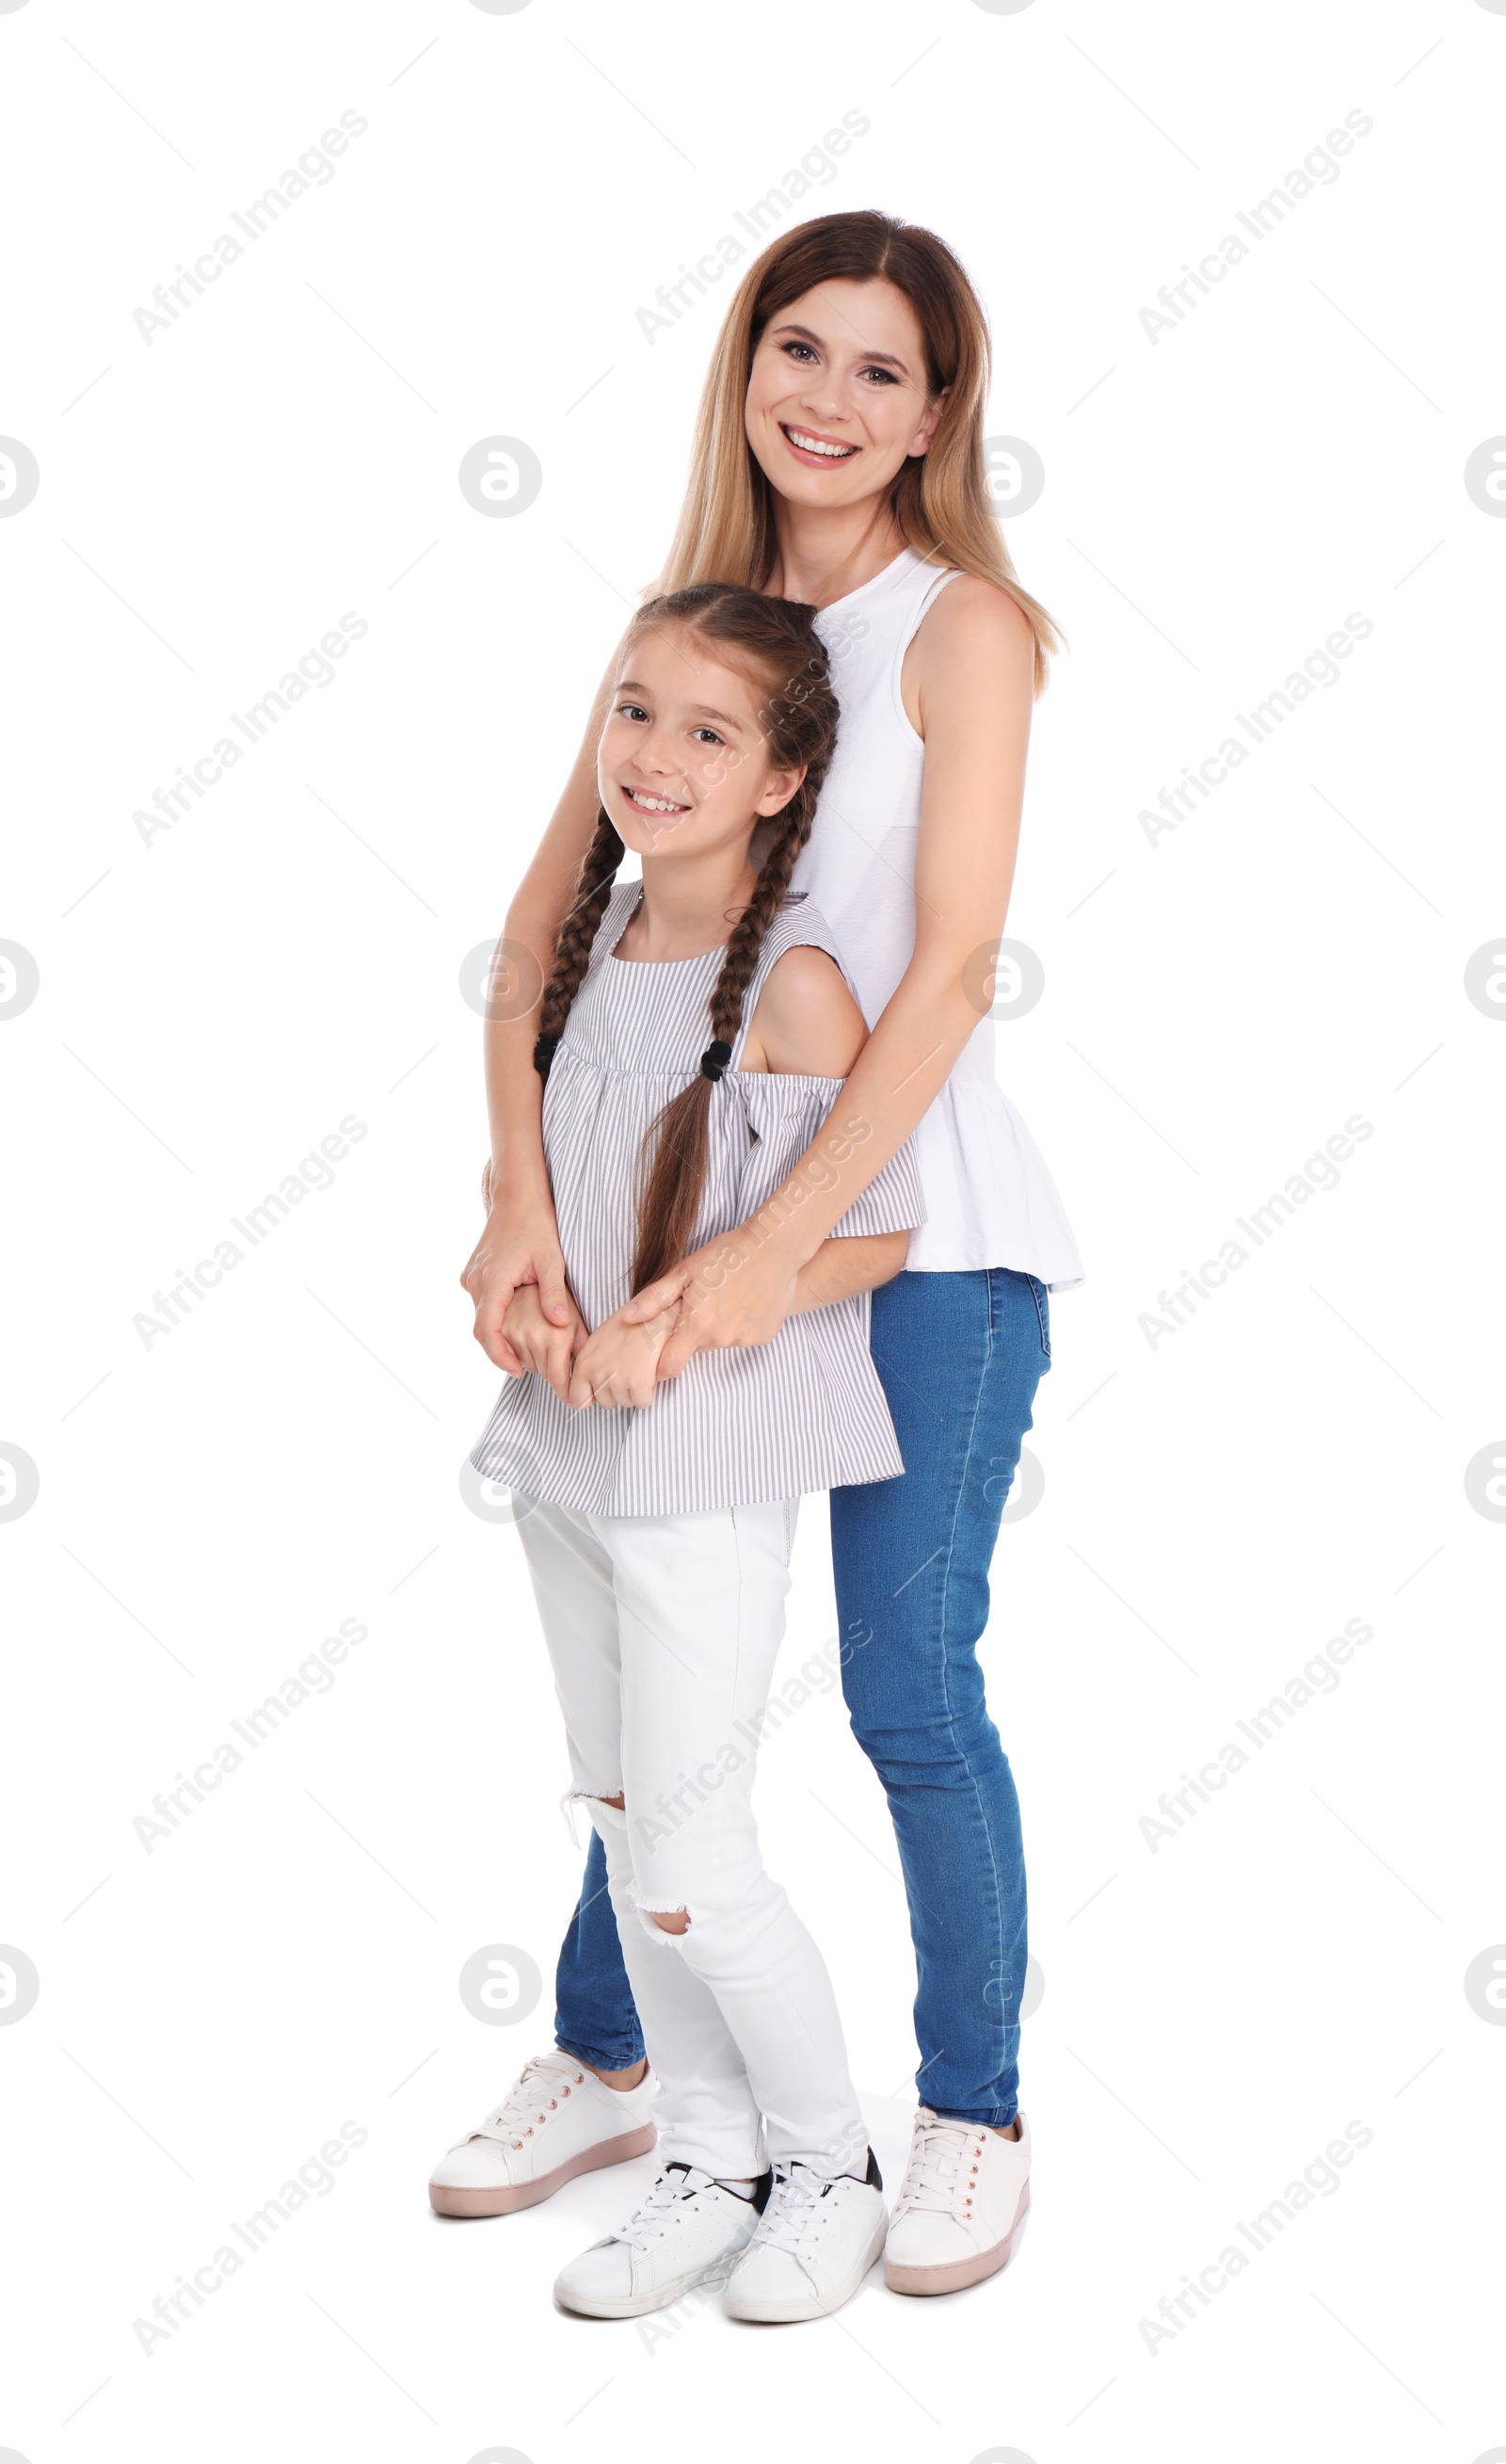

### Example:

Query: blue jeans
xmin=553 ymin=1267 xmax=1050 ymax=2127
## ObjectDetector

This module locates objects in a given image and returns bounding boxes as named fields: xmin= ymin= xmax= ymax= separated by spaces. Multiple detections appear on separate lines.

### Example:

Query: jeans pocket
xmin=1026 ymin=1273 xmax=1050 ymax=1362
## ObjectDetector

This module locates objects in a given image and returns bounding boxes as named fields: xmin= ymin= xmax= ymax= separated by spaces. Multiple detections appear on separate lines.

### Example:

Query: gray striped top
xmin=470 ymin=886 xmax=925 ymax=1516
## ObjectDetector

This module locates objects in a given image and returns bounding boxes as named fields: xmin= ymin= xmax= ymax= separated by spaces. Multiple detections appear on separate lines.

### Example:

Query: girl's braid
xmin=707 ymin=782 xmax=815 ymax=1050
xmin=478 ymin=813 xmax=620 ymax=1212
xmin=625 ymin=781 xmax=820 ymax=1293
xmin=626 ymin=597 xmax=841 ymax=1291
xmin=535 ymin=812 xmax=624 ymax=1067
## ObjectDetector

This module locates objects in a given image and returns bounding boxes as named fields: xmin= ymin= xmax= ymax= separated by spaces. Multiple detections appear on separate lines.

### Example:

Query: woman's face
xmin=744 ymin=277 xmax=945 ymax=511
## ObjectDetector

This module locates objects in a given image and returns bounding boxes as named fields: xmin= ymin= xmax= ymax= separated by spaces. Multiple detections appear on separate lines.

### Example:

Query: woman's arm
xmin=569 ymin=947 xmax=902 ymax=1405
xmin=629 ymin=579 xmax=1035 ymax=1377
xmin=567 ymin=1227 xmax=908 ymax=1409
xmin=790 ymin=1230 xmax=909 ymax=1313
xmin=460 ymin=636 xmax=626 ymax=1372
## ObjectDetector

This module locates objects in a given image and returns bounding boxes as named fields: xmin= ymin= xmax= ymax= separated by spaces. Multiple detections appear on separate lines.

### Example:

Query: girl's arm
xmin=627 ymin=580 xmax=1035 ymax=1375
xmin=460 ymin=636 xmax=627 ymax=1372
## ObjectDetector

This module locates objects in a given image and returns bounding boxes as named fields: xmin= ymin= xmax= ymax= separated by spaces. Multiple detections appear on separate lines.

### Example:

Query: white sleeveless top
xmin=470 ymin=888 xmax=925 ymax=1516
xmin=791 ymin=546 xmax=1083 ymax=1287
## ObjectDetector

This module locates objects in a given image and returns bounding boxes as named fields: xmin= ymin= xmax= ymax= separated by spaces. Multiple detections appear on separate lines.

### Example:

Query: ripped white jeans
xmin=516 ymin=1493 xmax=867 ymax=2181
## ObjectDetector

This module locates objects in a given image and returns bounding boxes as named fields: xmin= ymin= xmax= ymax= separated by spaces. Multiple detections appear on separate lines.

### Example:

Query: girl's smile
xmin=620 ymin=784 xmax=691 ymax=819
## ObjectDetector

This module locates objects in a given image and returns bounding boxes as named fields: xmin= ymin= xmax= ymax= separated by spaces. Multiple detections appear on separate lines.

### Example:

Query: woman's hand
xmin=461 ymin=1180 xmax=577 ymax=1376
xmin=499 ymin=1282 xmax=586 ymax=1400
xmin=622 ymin=1230 xmax=804 ymax=1380
xmin=568 ymin=1299 xmax=682 ymax=1409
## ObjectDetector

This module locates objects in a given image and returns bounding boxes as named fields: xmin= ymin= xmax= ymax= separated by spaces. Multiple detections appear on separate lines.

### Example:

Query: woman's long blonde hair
xmin=654 ymin=211 xmax=1063 ymax=698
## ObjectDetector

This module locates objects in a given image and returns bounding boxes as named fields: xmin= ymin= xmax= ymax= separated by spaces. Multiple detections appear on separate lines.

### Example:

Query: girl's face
xmin=744 ymin=277 xmax=946 ymax=510
xmin=598 ymin=622 xmax=804 ymax=866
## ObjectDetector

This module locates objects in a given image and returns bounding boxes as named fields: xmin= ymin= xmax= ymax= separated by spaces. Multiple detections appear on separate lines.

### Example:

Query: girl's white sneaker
xmin=553 ymin=2164 xmax=765 ymax=2318
xmin=883 ymin=2108 xmax=1032 ymax=2295
xmin=427 ymin=2050 xmax=657 ymax=2217
xmin=722 ymin=2153 xmax=888 ymax=2323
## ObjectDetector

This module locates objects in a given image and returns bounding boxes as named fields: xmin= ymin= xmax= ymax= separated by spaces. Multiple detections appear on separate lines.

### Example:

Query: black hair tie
xmin=534 ymin=1030 xmax=560 ymax=1078
xmin=700 ymin=1039 xmax=733 ymax=1083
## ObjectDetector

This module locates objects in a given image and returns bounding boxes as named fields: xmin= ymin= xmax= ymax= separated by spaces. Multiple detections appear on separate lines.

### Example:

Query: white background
xmin=3 ymin=2 xmax=1503 ymax=2458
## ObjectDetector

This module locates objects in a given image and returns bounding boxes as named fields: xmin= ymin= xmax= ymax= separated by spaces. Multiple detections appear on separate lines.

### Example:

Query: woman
xmin=438 ymin=211 xmax=1082 ymax=2300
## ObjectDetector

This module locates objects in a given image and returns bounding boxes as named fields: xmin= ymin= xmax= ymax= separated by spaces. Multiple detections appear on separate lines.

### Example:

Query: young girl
xmin=463 ymin=584 xmax=922 ymax=2322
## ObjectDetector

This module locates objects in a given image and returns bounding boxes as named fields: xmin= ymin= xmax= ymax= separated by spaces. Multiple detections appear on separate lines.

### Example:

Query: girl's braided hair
xmin=536 ymin=583 xmax=841 ymax=1294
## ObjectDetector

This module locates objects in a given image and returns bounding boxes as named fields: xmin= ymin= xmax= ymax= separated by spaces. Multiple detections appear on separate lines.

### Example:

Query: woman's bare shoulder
xmin=905 ymin=574 xmax=1035 ymax=741
xmin=917 ymin=570 xmax=1035 ymax=665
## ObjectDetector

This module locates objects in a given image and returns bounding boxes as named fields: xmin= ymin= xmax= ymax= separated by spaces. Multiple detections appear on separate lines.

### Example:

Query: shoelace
xmin=473 ymin=2054 xmax=584 ymax=2150
xmin=894 ymin=2115 xmax=987 ymax=2218
xmin=751 ymin=2165 xmax=829 ymax=2253
xmin=614 ymin=2168 xmax=715 ymax=2250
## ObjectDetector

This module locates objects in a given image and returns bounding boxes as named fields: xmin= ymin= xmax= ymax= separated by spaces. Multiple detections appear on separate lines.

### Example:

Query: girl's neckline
xmin=605 ymin=884 xmax=726 ymax=969
xmin=603 ymin=883 xmax=810 ymax=968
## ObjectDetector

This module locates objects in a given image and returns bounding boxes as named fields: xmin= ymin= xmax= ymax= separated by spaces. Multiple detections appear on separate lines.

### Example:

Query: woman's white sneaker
xmin=427 ymin=2050 xmax=657 ymax=2217
xmin=883 ymin=2108 xmax=1031 ymax=2295
xmin=722 ymin=2153 xmax=888 ymax=2323
xmin=553 ymin=2164 xmax=765 ymax=2318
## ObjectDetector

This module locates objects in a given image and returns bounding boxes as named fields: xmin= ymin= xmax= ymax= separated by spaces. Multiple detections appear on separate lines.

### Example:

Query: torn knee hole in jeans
xmin=562 ymin=1786 xmax=626 ymax=1844
xmin=631 ymin=1888 xmax=692 ymax=1942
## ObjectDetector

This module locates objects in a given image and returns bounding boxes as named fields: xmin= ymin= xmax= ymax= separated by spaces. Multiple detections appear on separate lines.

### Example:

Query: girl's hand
xmin=623 ymin=1232 xmax=803 ymax=1380
xmin=500 ymin=1283 xmax=587 ymax=1401
xmin=569 ymin=1300 xmax=682 ymax=1410
xmin=461 ymin=1179 xmax=576 ymax=1376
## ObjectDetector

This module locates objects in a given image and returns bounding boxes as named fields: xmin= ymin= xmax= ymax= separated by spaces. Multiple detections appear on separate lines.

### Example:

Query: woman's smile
xmin=779 ymin=421 xmax=860 ymax=466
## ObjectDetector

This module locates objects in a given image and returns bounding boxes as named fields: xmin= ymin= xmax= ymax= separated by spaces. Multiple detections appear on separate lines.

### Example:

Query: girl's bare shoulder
xmin=743 ymin=942 xmax=865 ymax=1077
